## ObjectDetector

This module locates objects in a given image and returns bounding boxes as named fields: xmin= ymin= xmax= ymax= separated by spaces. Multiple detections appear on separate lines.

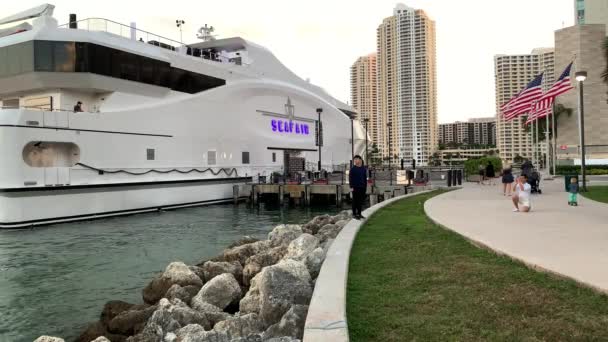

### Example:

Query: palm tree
xmin=603 ymin=37 xmax=608 ymax=92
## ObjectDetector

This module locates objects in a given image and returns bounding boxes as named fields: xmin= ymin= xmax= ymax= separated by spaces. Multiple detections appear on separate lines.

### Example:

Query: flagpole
xmin=551 ymin=102 xmax=557 ymax=175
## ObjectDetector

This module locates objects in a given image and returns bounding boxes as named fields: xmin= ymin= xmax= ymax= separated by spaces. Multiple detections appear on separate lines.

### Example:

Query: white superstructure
xmin=0 ymin=4 xmax=364 ymax=228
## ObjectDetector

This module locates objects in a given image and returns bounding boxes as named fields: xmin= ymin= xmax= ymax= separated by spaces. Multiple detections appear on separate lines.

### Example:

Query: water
xmin=0 ymin=203 xmax=342 ymax=342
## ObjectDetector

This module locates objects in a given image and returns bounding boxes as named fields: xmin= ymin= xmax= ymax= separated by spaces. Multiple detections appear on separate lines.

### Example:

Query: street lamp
xmin=316 ymin=108 xmax=323 ymax=172
xmin=176 ymin=19 xmax=185 ymax=43
xmin=387 ymin=121 xmax=393 ymax=167
xmin=362 ymin=118 xmax=370 ymax=163
xmin=575 ymin=70 xmax=587 ymax=191
xmin=350 ymin=116 xmax=354 ymax=168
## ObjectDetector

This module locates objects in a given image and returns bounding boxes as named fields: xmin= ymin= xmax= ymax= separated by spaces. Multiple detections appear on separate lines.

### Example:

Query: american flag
xmin=502 ymin=73 xmax=544 ymax=121
xmin=525 ymin=62 xmax=574 ymax=125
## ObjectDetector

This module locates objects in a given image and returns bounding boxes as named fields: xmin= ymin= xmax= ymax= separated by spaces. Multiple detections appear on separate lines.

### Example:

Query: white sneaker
xmin=512 ymin=208 xmax=519 ymax=212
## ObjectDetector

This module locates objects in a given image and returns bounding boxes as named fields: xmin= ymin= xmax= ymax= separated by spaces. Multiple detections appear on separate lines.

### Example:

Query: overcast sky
xmin=4 ymin=0 xmax=574 ymax=123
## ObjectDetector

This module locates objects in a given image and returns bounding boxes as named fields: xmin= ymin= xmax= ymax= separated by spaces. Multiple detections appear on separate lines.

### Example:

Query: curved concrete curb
xmin=424 ymin=189 xmax=608 ymax=295
xmin=303 ymin=188 xmax=435 ymax=342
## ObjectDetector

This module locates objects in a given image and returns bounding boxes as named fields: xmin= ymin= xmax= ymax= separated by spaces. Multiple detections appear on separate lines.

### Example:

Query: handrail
xmin=76 ymin=162 xmax=239 ymax=177
xmin=57 ymin=17 xmax=231 ymax=63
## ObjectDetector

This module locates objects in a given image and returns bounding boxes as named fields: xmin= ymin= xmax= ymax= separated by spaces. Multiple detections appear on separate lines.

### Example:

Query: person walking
xmin=349 ymin=155 xmax=368 ymax=220
xmin=485 ymin=162 xmax=496 ymax=186
xmin=568 ymin=177 xmax=579 ymax=206
xmin=478 ymin=163 xmax=486 ymax=185
xmin=501 ymin=165 xmax=514 ymax=196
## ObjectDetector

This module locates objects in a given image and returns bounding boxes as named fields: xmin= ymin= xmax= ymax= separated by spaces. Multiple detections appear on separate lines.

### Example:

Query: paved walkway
xmin=425 ymin=178 xmax=608 ymax=293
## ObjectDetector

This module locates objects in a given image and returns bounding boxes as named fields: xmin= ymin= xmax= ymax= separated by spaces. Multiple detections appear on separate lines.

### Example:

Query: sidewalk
xmin=425 ymin=179 xmax=608 ymax=293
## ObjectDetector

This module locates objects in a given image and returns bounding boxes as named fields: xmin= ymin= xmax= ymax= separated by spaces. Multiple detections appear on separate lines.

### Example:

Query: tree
xmin=429 ymin=152 xmax=442 ymax=166
xmin=514 ymin=154 xmax=524 ymax=163
xmin=603 ymin=37 xmax=608 ymax=97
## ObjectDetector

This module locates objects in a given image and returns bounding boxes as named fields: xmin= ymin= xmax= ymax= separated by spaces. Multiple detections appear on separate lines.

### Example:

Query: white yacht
xmin=0 ymin=4 xmax=365 ymax=228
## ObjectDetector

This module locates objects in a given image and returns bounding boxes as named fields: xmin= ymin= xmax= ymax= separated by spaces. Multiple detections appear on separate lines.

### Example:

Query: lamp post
xmin=362 ymin=118 xmax=369 ymax=163
xmin=350 ymin=116 xmax=354 ymax=166
xmin=575 ymin=70 xmax=587 ymax=191
xmin=387 ymin=121 xmax=393 ymax=167
xmin=176 ymin=19 xmax=185 ymax=43
xmin=316 ymin=108 xmax=323 ymax=172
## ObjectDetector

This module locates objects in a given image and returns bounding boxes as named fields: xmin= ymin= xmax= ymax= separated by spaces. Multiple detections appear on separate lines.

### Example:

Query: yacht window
xmin=23 ymin=142 xmax=80 ymax=167
xmin=147 ymin=148 xmax=155 ymax=160
xmin=272 ymin=152 xmax=276 ymax=163
xmin=242 ymin=152 xmax=250 ymax=164
xmin=1 ymin=98 xmax=19 ymax=109
xmin=208 ymin=151 xmax=217 ymax=165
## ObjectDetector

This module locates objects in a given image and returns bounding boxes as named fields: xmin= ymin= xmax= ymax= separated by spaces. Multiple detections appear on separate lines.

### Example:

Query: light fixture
xmin=575 ymin=71 xmax=587 ymax=82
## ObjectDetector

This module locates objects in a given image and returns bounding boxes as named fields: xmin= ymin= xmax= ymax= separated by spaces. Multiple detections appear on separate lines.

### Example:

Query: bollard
xmin=447 ymin=170 xmax=453 ymax=187
xmin=452 ymin=169 xmax=458 ymax=186
xmin=457 ymin=170 xmax=462 ymax=185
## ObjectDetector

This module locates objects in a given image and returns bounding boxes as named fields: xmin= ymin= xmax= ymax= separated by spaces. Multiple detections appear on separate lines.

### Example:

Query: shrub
xmin=464 ymin=157 xmax=502 ymax=176
xmin=554 ymin=165 xmax=608 ymax=175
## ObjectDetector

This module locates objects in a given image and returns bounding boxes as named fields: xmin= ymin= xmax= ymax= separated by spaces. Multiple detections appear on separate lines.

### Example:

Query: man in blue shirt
xmin=349 ymin=155 xmax=368 ymax=220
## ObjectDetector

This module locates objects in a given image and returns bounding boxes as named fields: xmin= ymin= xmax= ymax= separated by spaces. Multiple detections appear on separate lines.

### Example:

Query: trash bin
xmin=564 ymin=175 xmax=579 ymax=192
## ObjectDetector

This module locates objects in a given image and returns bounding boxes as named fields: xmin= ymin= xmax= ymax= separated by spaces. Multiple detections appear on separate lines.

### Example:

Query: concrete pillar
xmin=305 ymin=185 xmax=311 ymax=206
xmin=233 ymin=185 xmax=239 ymax=205
xmin=279 ymin=185 xmax=284 ymax=206
xmin=252 ymin=185 xmax=258 ymax=206
xmin=370 ymin=194 xmax=378 ymax=206
xmin=336 ymin=185 xmax=342 ymax=206
xmin=384 ymin=191 xmax=392 ymax=200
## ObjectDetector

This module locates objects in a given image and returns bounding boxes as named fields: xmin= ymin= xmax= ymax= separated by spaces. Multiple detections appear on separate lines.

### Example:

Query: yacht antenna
xmin=197 ymin=24 xmax=216 ymax=41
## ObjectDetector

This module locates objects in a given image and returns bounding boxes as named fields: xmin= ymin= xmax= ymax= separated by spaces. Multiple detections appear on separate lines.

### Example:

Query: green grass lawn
xmin=347 ymin=191 xmax=608 ymax=341
xmin=582 ymin=186 xmax=608 ymax=204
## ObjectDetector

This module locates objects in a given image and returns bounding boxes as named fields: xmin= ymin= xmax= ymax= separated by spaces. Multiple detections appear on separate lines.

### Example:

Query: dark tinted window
xmin=242 ymin=152 xmax=250 ymax=164
xmin=0 ymin=40 xmax=225 ymax=94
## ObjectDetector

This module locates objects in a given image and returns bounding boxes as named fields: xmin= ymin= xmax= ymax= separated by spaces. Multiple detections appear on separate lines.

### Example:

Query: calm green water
xmin=0 ymin=204 xmax=342 ymax=342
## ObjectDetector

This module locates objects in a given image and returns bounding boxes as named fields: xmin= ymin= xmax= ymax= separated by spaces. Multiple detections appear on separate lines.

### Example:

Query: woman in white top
xmin=511 ymin=174 xmax=532 ymax=212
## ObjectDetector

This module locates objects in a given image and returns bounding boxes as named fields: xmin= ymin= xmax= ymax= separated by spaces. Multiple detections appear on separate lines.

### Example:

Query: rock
xmin=316 ymin=224 xmax=342 ymax=243
xmin=335 ymin=219 xmax=349 ymax=229
xmin=174 ymin=324 xmax=206 ymax=341
xmin=165 ymin=284 xmax=200 ymax=304
xmin=91 ymin=337 xmax=111 ymax=342
xmin=263 ymin=305 xmax=309 ymax=340
xmin=100 ymin=300 xmax=135 ymax=326
xmin=125 ymin=322 xmax=163 ymax=342
xmin=76 ymin=321 xmax=127 ymax=342
xmin=240 ymin=260 xmax=312 ymax=328
xmin=202 ymin=261 xmax=244 ymax=284
xmin=108 ymin=305 xmax=157 ymax=335
xmin=188 ymin=266 xmax=206 ymax=283
xmin=268 ymin=225 xmax=303 ymax=247
xmin=189 ymin=301 xmax=232 ymax=327
xmin=228 ymin=236 xmax=260 ymax=249
xmin=33 ymin=337 xmax=64 ymax=342
xmin=321 ymin=238 xmax=334 ymax=252
xmin=213 ymin=313 xmax=263 ymax=338
xmin=143 ymin=262 xmax=203 ymax=304
xmin=265 ymin=337 xmax=301 ymax=342
xmin=192 ymin=273 xmax=241 ymax=310
xmin=224 ymin=241 xmax=271 ymax=265
xmin=164 ymin=332 xmax=177 ymax=342
xmin=284 ymin=234 xmax=319 ymax=261
xmin=143 ymin=298 xmax=210 ymax=337
xmin=242 ymin=246 xmax=287 ymax=286
xmin=304 ymin=247 xmax=326 ymax=280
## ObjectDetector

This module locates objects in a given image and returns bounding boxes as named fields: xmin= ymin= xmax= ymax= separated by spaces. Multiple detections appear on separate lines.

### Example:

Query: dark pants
xmin=352 ymin=187 xmax=366 ymax=217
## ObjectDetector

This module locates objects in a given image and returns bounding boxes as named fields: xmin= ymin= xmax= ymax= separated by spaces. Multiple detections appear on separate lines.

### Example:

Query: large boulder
xmin=242 ymin=246 xmax=287 ymax=286
xmin=192 ymin=273 xmax=241 ymax=310
xmin=143 ymin=298 xmax=210 ymax=337
xmin=33 ymin=337 xmax=64 ymax=342
xmin=240 ymin=259 xmax=312 ymax=328
xmin=304 ymin=247 xmax=326 ymax=280
xmin=108 ymin=305 xmax=157 ymax=336
xmin=266 ymin=337 xmax=301 ymax=342
xmin=125 ymin=322 xmax=163 ymax=342
xmin=213 ymin=313 xmax=263 ymax=338
xmin=334 ymin=219 xmax=349 ymax=229
xmin=316 ymin=224 xmax=342 ymax=243
xmin=223 ymin=240 xmax=271 ymax=265
xmin=268 ymin=225 xmax=303 ymax=247
xmin=143 ymin=262 xmax=203 ymax=304
xmin=228 ymin=236 xmax=260 ymax=249
xmin=100 ymin=300 xmax=135 ymax=326
xmin=202 ymin=261 xmax=244 ymax=284
xmin=283 ymin=234 xmax=319 ymax=261
xmin=76 ymin=321 xmax=127 ymax=342
xmin=164 ymin=284 xmax=200 ymax=305
xmin=90 ymin=337 xmax=111 ymax=342
xmin=188 ymin=266 xmax=206 ymax=283
xmin=174 ymin=324 xmax=206 ymax=342
xmin=263 ymin=305 xmax=309 ymax=340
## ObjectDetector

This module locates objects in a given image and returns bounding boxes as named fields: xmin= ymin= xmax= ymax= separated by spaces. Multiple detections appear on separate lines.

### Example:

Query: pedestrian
xmin=486 ymin=162 xmax=496 ymax=186
xmin=478 ymin=163 xmax=486 ymax=185
xmin=349 ymin=155 xmax=367 ymax=220
xmin=501 ymin=165 xmax=514 ymax=196
xmin=73 ymin=101 xmax=83 ymax=112
xmin=511 ymin=174 xmax=532 ymax=213
xmin=568 ymin=177 xmax=579 ymax=206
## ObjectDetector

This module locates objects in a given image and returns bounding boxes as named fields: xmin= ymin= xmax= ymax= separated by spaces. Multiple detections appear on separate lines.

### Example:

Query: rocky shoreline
xmin=35 ymin=211 xmax=353 ymax=342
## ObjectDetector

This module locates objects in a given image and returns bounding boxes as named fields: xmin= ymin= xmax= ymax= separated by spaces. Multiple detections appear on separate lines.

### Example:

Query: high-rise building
xmin=439 ymin=117 xmax=496 ymax=146
xmin=575 ymin=0 xmax=608 ymax=26
xmin=350 ymin=53 xmax=378 ymax=150
xmin=376 ymin=3 xmax=437 ymax=165
xmin=555 ymin=24 xmax=608 ymax=160
xmin=494 ymin=48 xmax=555 ymax=163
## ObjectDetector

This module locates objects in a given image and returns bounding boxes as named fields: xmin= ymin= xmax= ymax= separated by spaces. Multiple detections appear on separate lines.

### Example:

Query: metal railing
xmin=58 ymin=18 xmax=229 ymax=63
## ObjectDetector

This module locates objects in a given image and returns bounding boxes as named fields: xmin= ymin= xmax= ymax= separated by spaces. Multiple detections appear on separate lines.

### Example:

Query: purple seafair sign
xmin=271 ymin=119 xmax=310 ymax=135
